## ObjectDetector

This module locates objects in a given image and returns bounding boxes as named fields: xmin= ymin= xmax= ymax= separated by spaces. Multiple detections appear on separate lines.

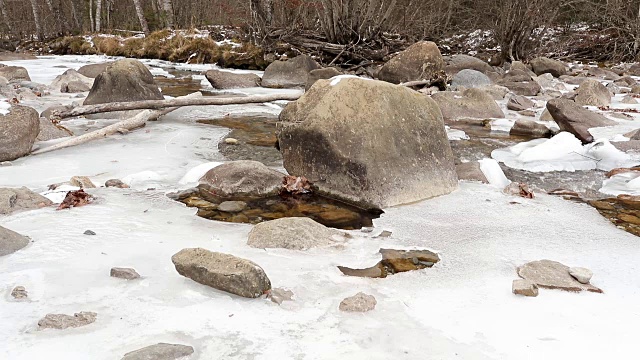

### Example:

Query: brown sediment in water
xmin=588 ymin=195 xmax=640 ymax=237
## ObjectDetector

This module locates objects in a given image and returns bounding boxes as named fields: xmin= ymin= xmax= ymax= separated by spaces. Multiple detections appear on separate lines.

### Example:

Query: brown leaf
xmin=56 ymin=190 xmax=95 ymax=210
xmin=281 ymin=175 xmax=312 ymax=195
xmin=504 ymin=182 xmax=534 ymax=199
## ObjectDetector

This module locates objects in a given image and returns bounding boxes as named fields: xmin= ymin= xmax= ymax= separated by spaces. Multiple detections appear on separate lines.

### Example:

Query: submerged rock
xmin=198 ymin=160 xmax=285 ymax=199
xmin=261 ymin=55 xmax=321 ymax=88
xmin=247 ymin=217 xmax=347 ymax=250
xmin=338 ymin=248 xmax=440 ymax=278
xmin=172 ymin=248 xmax=271 ymax=298
xmin=121 ymin=343 xmax=194 ymax=360
xmin=0 ymin=187 xmax=52 ymax=215
xmin=512 ymin=279 xmax=538 ymax=297
xmin=0 ymin=105 xmax=39 ymax=162
xmin=38 ymin=311 xmax=97 ymax=330
xmin=217 ymin=200 xmax=247 ymax=213
xmin=546 ymin=98 xmax=616 ymax=143
xmin=378 ymin=41 xmax=445 ymax=85
xmin=0 ymin=226 xmax=29 ymax=256
xmin=509 ymin=120 xmax=551 ymax=138
xmin=517 ymin=260 xmax=602 ymax=293
xmin=432 ymin=88 xmax=504 ymax=120
xmin=339 ymin=292 xmax=377 ymax=312
xmin=278 ymin=77 xmax=458 ymax=208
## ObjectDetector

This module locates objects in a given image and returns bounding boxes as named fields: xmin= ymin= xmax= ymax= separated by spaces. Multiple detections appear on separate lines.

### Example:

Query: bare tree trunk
xmin=95 ymin=0 xmax=102 ymax=32
xmin=89 ymin=0 xmax=94 ymax=32
xmin=70 ymin=0 xmax=81 ymax=30
xmin=132 ymin=0 xmax=149 ymax=34
xmin=161 ymin=0 xmax=175 ymax=29
xmin=29 ymin=0 xmax=44 ymax=40
xmin=0 ymin=0 xmax=10 ymax=34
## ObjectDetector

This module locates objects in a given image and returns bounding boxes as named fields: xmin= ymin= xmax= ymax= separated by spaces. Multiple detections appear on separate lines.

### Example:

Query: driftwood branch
xmin=52 ymin=93 xmax=302 ymax=120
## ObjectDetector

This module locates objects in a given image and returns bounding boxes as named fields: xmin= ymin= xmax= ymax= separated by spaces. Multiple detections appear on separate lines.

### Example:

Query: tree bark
xmin=95 ymin=0 xmax=102 ymax=32
xmin=161 ymin=0 xmax=175 ymax=29
xmin=0 ymin=0 xmax=10 ymax=34
xmin=132 ymin=0 xmax=149 ymax=34
xmin=29 ymin=0 xmax=44 ymax=40
xmin=70 ymin=0 xmax=81 ymax=29
xmin=52 ymin=93 xmax=302 ymax=120
xmin=89 ymin=0 xmax=95 ymax=32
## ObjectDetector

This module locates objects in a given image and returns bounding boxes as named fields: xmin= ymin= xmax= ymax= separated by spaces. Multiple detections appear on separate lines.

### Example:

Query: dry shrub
xmin=93 ymin=36 xmax=122 ymax=56
xmin=168 ymin=37 xmax=221 ymax=63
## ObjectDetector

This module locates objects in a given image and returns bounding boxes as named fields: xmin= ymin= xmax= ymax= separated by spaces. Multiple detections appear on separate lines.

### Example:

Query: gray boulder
xmin=0 ymin=225 xmax=29 ymax=256
xmin=306 ymin=67 xmax=342 ymax=91
xmin=261 ymin=55 xmax=321 ymax=89
xmin=0 ymin=105 xmax=39 ymax=161
xmin=0 ymin=66 xmax=30 ymax=82
xmin=378 ymin=41 xmax=445 ymax=85
xmin=278 ymin=77 xmax=458 ymax=208
xmin=546 ymin=98 xmax=616 ymax=143
xmin=172 ymin=248 xmax=271 ymax=298
xmin=444 ymin=54 xmax=494 ymax=75
xmin=614 ymin=76 xmax=636 ymax=87
xmin=77 ymin=62 xmax=113 ymax=78
xmin=530 ymin=57 xmax=567 ymax=77
xmin=37 ymin=117 xmax=72 ymax=141
xmin=50 ymin=69 xmax=93 ymax=93
xmin=587 ymin=66 xmax=620 ymax=80
xmin=575 ymin=79 xmax=611 ymax=107
xmin=84 ymin=59 xmax=163 ymax=105
xmin=205 ymin=70 xmax=261 ymax=89
xmin=198 ymin=160 xmax=285 ymax=199
xmin=432 ymin=88 xmax=504 ymax=120
xmin=450 ymin=69 xmax=492 ymax=89
xmin=247 ymin=217 xmax=347 ymax=250
xmin=121 ymin=343 xmax=194 ymax=360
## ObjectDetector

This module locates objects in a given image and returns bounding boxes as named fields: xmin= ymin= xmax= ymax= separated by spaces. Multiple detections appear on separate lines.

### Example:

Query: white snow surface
xmin=600 ymin=171 xmax=640 ymax=196
xmin=479 ymin=158 xmax=511 ymax=188
xmin=0 ymin=99 xmax=10 ymax=115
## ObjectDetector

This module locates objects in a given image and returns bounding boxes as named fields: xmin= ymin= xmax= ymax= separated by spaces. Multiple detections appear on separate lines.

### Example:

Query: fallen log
xmin=52 ymin=93 xmax=302 ymax=120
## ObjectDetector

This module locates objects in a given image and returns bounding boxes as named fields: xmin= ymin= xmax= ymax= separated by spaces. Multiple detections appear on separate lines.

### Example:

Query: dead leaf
xmin=504 ymin=182 xmax=534 ymax=199
xmin=281 ymin=175 xmax=312 ymax=195
xmin=56 ymin=190 xmax=95 ymax=210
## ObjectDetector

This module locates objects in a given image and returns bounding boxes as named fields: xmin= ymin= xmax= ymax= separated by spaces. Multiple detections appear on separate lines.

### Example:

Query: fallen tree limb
xmin=52 ymin=93 xmax=302 ymax=120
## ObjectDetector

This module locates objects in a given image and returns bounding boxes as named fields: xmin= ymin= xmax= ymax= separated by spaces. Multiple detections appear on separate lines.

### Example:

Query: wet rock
xmin=530 ymin=57 xmax=567 ymax=77
xmin=507 ymin=95 xmax=535 ymax=111
xmin=306 ymin=67 xmax=342 ymax=91
xmin=0 ymin=66 xmax=30 ymax=82
xmin=198 ymin=160 xmax=285 ymax=199
xmin=217 ymin=200 xmax=247 ymax=213
xmin=338 ymin=248 xmax=440 ymax=278
xmin=497 ymin=80 xmax=541 ymax=96
xmin=121 ymin=343 xmax=194 ymax=360
xmin=339 ymin=292 xmax=377 ymax=312
xmin=50 ymin=69 xmax=94 ymax=92
xmin=84 ymin=230 xmax=96 ymax=235
xmin=105 ymin=179 xmax=130 ymax=188
xmin=70 ymin=176 xmax=96 ymax=189
xmin=0 ymin=187 xmax=52 ymax=215
xmin=575 ymin=79 xmax=611 ymax=107
xmin=205 ymin=69 xmax=261 ymax=89
xmin=110 ymin=267 xmax=141 ymax=280
xmin=0 ymin=226 xmax=29 ymax=256
xmin=247 ymin=217 xmax=347 ymax=250
xmin=171 ymin=248 xmax=271 ymax=298
xmin=38 ymin=311 xmax=97 ymax=330
xmin=77 ymin=62 xmax=113 ymax=78
xmin=0 ymin=105 xmax=39 ymax=161
xmin=84 ymin=59 xmax=163 ymax=106
xmin=512 ymin=279 xmax=538 ymax=297
xmin=268 ymin=288 xmax=294 ymax=305
xmin=569 ymin=267 xmax=593 ymax=284
xmin=517 ymin=260 xmax=602 ymax=293
xmin=378 ymin=41 xmax=445 ymax=85
xmin=444 ymin=54 xmax=494 ymax=75
xmin=278 ymin=77 xmax=457 ymax=208
xmin=11 ymin=286 xmax=28 ymax=299
xmin=432 ymin=88 xmax=504 ymax=120
xmin=456 ymin=161 xmax=489 ymax=183
xmin=546 ymin=98 xmax=616 ymax=143
xmin=261 ymin=55 xmax=321 ymax=88
xmin=37 ymin=117 xmax=72 ymax=141
xmin=450 ymin=69 xmax=492 ymax=89
xmin=509 ymin=119 xmax=551 ymax=138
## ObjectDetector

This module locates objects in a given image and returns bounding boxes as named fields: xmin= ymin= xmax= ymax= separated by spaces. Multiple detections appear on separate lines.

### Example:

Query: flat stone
xmin=507 ymin=95 xmax=536 ymax=111
xmin=110 ymin=267 xmax=141 ymax=280
xmin=0 ymin=225 xmax=29 ymax=256
xmin=512 ymin=279 xmax=538 ymax=297
xmin=339 ymin=292 xmax=377 ymax=312
xmin=11 ymin=286 xmax=28 ymax=299
xmin=517 ymin=260 xmax=602 ymax=293
xmin=217 ymin=201 xmax=247 ymax=213
xmin=569 ymin=267 xmax=593 ymax=284
xmin=248 ymin=217 xmax=346 ymax=250
xmin=269 ymin=288 xmax=294 ymax=305
xmin=121 ymin=343 xmax=194 ymax=360
xmin=38 ymin=311 xmax=97 ymax=330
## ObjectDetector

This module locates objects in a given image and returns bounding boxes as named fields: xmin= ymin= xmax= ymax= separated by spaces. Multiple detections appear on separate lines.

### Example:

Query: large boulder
xmin=50 ymin=69 xmax=94 ymax=93
xmin=0 ymin=225 xmax=29 ymax=256
xmin=77 ymin=62 xmax=114 ymax=78
xmin=0 ymin=104 xmax=39 ymax=161
xmin=84 ymin=59 xmax=163 ymax=105
xmin=450 ymin=69 xmax=492 ymax=89
xmin=0 ymin=187 xmax=52 ymax=215
xmin=575 ymin=79 xmax=611 ymax=107
xmin=444 ymin=54 xmax=494 ymax=75
xmin=278 ymin=77 xmax=458 ymax=208
xmin=432 ymin=88 xmax=504 ymax=120
xmin=171 ymin=248 xmax=271 ymax=298
xmin=121 ymin=343 xmax=194 ymax=360
xmin=587 ymin=66 xmax=620 ymax=80
xmin=306 ymin=67 xmax=342 ymax=91
xmin=198 ymin=160 xmax=285 ymax=199
xmin=530 ymin=57 xmax=567 ymax=77
xmin=546 ymin=99 xmax=616 ymax=143
xmin=247 ymin=217 xmax=347 ymax=250
xmin=0 ymin=66 xmax=30 ymax=82
xmin=205 ymin=70 xmax=261 ymax=89
xmin=261 ymin=55 xmax=321 ymax=89
xmin=377 ymin=41 xmax=445 ymax=85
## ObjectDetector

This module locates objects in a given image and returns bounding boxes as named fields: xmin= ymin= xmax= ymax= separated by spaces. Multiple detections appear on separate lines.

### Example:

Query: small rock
xmin=339 ymin=292 xmax=377 ymax=312
xmin=1 ymin=161 xmax=12 ymax=166
xmin=507 ymin=95 xmax=536 ymax=111
xmin=110 ymin=267 xmax=141 ymax=280
xmin=105 ymin=179 xmax=130 ymax=188
xmin=121 ymin=343 xmax=194 ymax=360
xmin=374 ymin=230 xmax=392 ymax=238
xmin=217 ymin=200 xmax=247 ymax=213
xmin=512 ymin=279 xmax=538 ymax=297
xmin=11 ymin=286 xmax=28 ymax=299
xmin=38 ymin=311 xmax=97 ymax=330
xmin=569 ymin=267 xmax=593 ymax=284
xmin=224 ymin=137 xmax=239 ymax=145
xmin=518 ymin=260 xmax=602 ymax=293
xmin=70 ymin=176 xmax=96 ymax=189
xmin=84 ymin=230 xmax=96 ymax=235
xmin=269 ymin=288 xmax=294 ymax=305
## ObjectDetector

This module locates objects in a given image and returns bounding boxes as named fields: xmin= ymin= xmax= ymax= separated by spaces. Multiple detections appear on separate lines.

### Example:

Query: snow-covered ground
xmin=1 ymin=56 xmax=640 ymax=360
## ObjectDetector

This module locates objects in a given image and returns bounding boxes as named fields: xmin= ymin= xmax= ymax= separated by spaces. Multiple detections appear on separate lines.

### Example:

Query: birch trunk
xmin=132 ymin=0 xmax=149 ymax=34
xmin=95 ymin=0 xmax=102 ymax=32
xmin=29 ymin=0 xmax=44 ymax=40
xmin=89 ymin=0 xmax=94 ymax=32
xmin=161 ymin=0 xmax=175 ymax=29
